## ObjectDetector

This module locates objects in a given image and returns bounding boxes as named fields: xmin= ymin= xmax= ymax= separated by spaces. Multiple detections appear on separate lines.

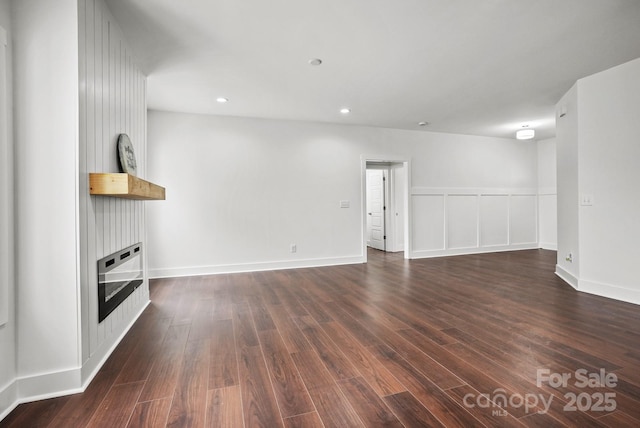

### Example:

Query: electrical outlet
xmin=580 ymin=194 xmax=594 ymax=206
xmin=290 ymin=244 xmax=297 ymax=253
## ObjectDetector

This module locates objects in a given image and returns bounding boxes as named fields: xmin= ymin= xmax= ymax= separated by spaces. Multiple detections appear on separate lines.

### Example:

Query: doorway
xmin=366 ymin=169 xmax=386 ymax=251
xmin=362 ymin=158 xmax=411 ymax=261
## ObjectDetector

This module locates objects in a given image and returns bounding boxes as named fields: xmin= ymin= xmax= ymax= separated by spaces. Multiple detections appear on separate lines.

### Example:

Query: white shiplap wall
xmin=78 ymin=0 xmax=148 ymax=373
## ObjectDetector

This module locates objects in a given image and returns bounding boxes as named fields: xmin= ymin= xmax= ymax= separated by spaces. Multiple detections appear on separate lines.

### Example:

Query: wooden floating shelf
xmin=89 ymin=173 xmax=165 ymax=200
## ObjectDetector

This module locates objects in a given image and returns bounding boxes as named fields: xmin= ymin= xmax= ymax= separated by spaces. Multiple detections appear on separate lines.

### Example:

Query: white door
xmin=366 ymin=169 xmax=385 ymax=251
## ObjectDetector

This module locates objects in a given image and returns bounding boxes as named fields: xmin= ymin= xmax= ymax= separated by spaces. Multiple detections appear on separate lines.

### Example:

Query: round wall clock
xmin=117 ymin=133 xmax=137 ymax=176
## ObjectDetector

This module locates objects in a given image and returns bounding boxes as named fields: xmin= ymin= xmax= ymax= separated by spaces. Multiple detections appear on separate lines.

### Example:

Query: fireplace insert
xmin=97 ymin=242 xmax=143 ymax=322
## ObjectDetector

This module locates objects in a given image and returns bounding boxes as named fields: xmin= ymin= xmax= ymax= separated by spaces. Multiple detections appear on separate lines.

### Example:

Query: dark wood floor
xmin=3 ymin=249 xmax=640 ymax=427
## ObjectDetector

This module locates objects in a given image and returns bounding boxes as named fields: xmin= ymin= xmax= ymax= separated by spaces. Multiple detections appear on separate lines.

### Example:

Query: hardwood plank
xmin=282 ymin=412 xmax=324 ymax=428
xmin=445 ymin=384 xmax=526 ymax=427
xmin=47 ymin=369 xmax=117 ymax=428
xmin=371 ymin=324 xmax=465 ymax=390
xmin=127 ymin=398 xmax=171 ymax=428
xmin=290 ymin=350 xmax=333 ymax=390
xmin=391 ymin=328 xmax=542 ymax=418
xmin=266 ymin=304 xmax=312 ymax=353
xmin=114 ymin=316 xmax=172 ymax=385
xmin=187 ymin=299 xmax=217 ymax=341
xmin=383 ymin=391 xmax=446 ymax=428
xmin=166 ymin=339 xmax=210 ymax=428
xmin=370 ymin=344 xmax=484 ymax=427
xmin=250 ymin=301 xmax=277 ymax=331
xmin=238 ymin=345 xmax=284 ymax=428
xmin=320 ymin=321 xmax=406 ymax=396
xmin=86 ymin=381 xmax=145 ymax=428
xmin=257 ymin=329 xmax=315 ymax=418
xmin=0 ymin=397 xmax=70 ymax=428
xmin=208 ymin=319 xmax=239 ymax=389
xmin=205 ymin=386 xmax=243 ymax=428
xmin=300 ymin=384 xmax=363 ymax=428
xmin=598 ymin=410 xmax=640 ymax=428
xmin=294 ymin=315 xmax=360 ymax=381
xmin=139 ymin=324 xmax=190 ymax=402
xmin=291 ymin=351 xmax=363 ymax=427
xmin=233 ymin=302 xmax=259 ymax=349
xmin=337 ymin=376 xmax=403 ymax=427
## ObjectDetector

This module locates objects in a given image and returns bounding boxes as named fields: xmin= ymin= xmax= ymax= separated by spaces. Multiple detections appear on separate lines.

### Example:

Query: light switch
xmin=340 ymin=200 xmax=350 ymax=208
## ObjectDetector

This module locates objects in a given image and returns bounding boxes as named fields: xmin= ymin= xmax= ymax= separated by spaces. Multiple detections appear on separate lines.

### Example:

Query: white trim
xmin=15 ymin=368 xmax=82 ymax=403
xmin=361 ymin=155 xmax=412 ymax=261
xmin=0 ymin=380 xmax=17 ymax=422
xmin=539 ymin=241 xmax=557 ymax=251
xmin=148 ymin=255 xmax=365 ymax=279
xmin=555 ymin=265 xmax=578 ymax=290
xmin=412 ymin=243 xmax=539 ymax=259
xmin=537 ymin=187 xmax=557 ymax=196
xmin=412 ymin=187 xmax=538 ymax=196
xmin=80 ymin=299 xmax=149 ymax=384
xmin=0 ymin=24 xmax=9 ymax=326
xmin=578 ymin=279 xmax=640 ymax=306
xmin=0 ymin=299 xmax=148 ymax=420
xmin=555 ymin=268 xmax=640 ymax=306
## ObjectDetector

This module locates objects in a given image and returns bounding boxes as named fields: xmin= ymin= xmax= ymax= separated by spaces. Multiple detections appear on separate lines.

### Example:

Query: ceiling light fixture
xmin=308 ymin=58 xmax=322 ymax=66
xmin=418 ymin=121 xmax=429 ymax=126
xmin=340 ymin=107 xmax=351 ymax=114
xmin=216 ymin=97 xmax=228 ymax=103
xmin=516 ymin=125 xmax=535 ymax=140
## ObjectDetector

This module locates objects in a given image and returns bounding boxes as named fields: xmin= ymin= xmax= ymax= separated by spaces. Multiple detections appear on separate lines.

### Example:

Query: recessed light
xmin=418 ymin=121 xmax=429 ymax=126
xmin=216 ymin=97 xmax=228 ymax=103
xmin=308 ymin=58 xmax=322 ymax=66
xmin=340 ymin=108 xmax=351 ymax=114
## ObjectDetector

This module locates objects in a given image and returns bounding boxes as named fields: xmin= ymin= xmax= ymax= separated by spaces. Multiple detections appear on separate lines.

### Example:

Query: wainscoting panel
xmin=479 ymin=195 xmax=509 ymax=247
xmin=411 ymin=188 xmax=539 ymax=258
xmin=538 ymin=193 xmax=557 ymax=250
xmin=79 ymin=0 xmax=148 ymax=380
xmin=412 ymin=194 xmax=445 ymax=252
xmin=510 ymin=195 xmax=537 ymax=245
xmin=447 ymin=195 xmax=478 ymax=249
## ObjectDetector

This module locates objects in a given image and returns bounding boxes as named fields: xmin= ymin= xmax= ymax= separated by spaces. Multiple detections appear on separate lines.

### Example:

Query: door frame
xmin=361 ymin=155 xmax=412 ymax=263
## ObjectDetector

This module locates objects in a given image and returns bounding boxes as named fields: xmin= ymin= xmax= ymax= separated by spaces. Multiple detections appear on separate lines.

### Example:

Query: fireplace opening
xmin=98 ymin=242 xmax=143 ymax=322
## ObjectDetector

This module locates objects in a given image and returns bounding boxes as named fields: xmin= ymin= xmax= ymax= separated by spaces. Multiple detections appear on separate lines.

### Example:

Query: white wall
xmin=556 ymin=57 xmax=640 ymax=304
xmin=556 ymin=84 xmax=580 ymax=287
xmin=78 ymin=0 xmax=148 ymax=382
xmin=12 ymin=0 xmax=81 ymax=395
xmin=0 ymin=0 xmax=16 ymax=419
xmin=147 ymin=111 xmax=539 ymax=277
xmin=537 ymin=137 xmax=557 ymax=250
xmin=577 ymin=58 xmax=640 ymax=303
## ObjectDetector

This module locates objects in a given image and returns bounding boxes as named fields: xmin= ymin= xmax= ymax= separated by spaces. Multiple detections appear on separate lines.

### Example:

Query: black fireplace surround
xmin=97 ymin=242 xmax=143 ymax=322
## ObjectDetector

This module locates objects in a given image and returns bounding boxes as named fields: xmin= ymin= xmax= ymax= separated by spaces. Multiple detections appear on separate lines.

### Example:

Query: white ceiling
xmin=105 ymin=0 xmax=640 ymax=140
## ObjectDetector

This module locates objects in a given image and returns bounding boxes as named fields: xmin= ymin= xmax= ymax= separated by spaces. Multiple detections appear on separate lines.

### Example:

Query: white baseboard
xmin=81 ymin=299 xmax=150 ymax=385
xmin=148 ymin=255 xmax=365 ymax=279
xmin=539 ymin=241 xmax=557 ymax=250
xmin=555 ymin=264 xmax=578 ymax=289
xmin=0 ymin=299 xmax=149 ymax=422
xmin=15 ymin=368 xmax=83 ymax=404
xmin=411 ymin=243 xmax=539 ymax=259
xmin=0 ymin=380 xmax=17 ymax=422
xmin=578 ymin=279 xmax=640 ymax=306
